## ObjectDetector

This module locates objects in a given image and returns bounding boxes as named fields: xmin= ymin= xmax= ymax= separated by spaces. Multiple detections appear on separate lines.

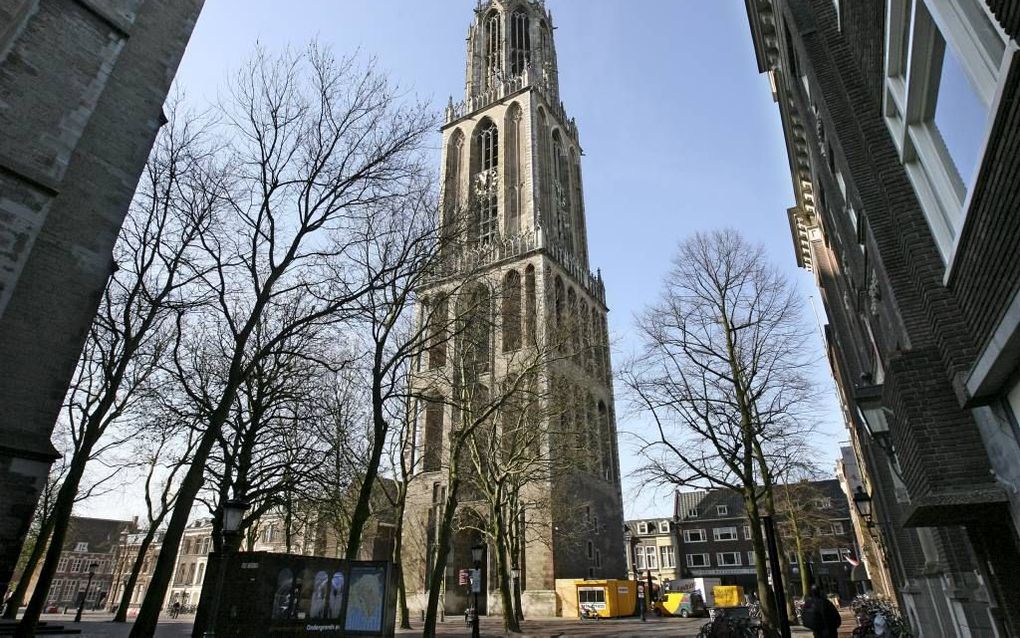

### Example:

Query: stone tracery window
xmin=485 ymin=10 xmax=502 ymax=88
xmin=552 ymin=130 xmax=573 ymax=250
xmin=423 ymin=399 xmax=444 ymax=472
xmin=504 ymin=103 xmax=523 ymax=236
xmin=502 ymin=269 xmax=522 ymax=352
xmin=444 ymin=130 xmax=464 ymax=228
xmin=473 ymin=119 xmax=499 ymax=245
xmin=524 ymin=265 xmax=537 ymax=346
xmin=510 ymin=10 xmax=531 ymax=76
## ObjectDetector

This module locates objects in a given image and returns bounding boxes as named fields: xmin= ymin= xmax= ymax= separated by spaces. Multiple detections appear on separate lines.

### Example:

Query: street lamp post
xmin=74 ymin=563 xmax=99 ymax=623
xmin=470 ymin=544 xmax=484 ymax=638
xmin=204 ymin=498 xmax=248 ymax=637
xmin=510 ymin=565 xmax=522 ymax=621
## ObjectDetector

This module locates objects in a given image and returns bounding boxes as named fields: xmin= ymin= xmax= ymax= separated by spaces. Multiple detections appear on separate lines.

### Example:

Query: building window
xmin=883 ymin=0 xmax=1009 ymax=260
xmin=596 ymin=549 xmax=601 ymax=568
xmin=484 ymin=10 xmax=501 ymax=88
xmin=815 ymin=498 xmax=832 ymax=509
xmin=502 ymin=270 xmax=522 ymax=352
xmin=634 ymin=546 xmax=645 ymax=570
xmin=743 ymin=525 xmax=752 ymax=540
xmin=658 ymin=520 xmax=670 ymax=534
xmin=509 ymin=10 xmax=531 ymax=76
xmin=748 ymin=551 xmax=757 ymax=565
xmin=683 ymin=529 xmax=706 ymax=543
xmin=71 ymin=559 xmax=82 ymax=573
xmin=578 ymin=587 xmax=606 ymax=608
xmin=686 ymin=553 xmax=710 ymax=568
xmin=717 ymin=552 xmax=742 ymax=567
xmin=789 ymin=552 xmax=799 ymax=565
xmin=820 ymin=548 xmax=843 ymax=563
xmin=473 ymin=119 xmax=499 ymax=245
xmin=832 ymin=522 xmax=845 ymax=535
xmin=57 ymin=558 xmax=68 ymax=572
xmin=660 ymin=545 xmax=675 ymax=569
xmin=716 ymin=505 xmax=728 ymax=516
xmin=713 ymin=527 xmax=738 ymax=542
xmin=422 ymin=399 xmax=444 ymax=472
xmin=687 ymin=508 xmax=698 ymax=518
xmin=645 ymin=546 xmax=658 ymax=570
xmin=74 ymin=542 xmax=88 ymax=552
xmin=637 ymin=522 xmax=648 ymax=535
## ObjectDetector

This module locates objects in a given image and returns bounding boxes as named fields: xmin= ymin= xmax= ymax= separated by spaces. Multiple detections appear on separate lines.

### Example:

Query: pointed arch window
xmin=554 ymin=276 xmax=565 ymax=337
xmin=423 ymin=398 xmax=444 ymax=472
xmin=504 ymin=104 xmax=523 ymax=236
xmin=473 ymin=119 xmax=499 ymax=245
xmin=524 ymin=265 xmax=537 ymax=346
xmin=552 ymin=131 xmax=573 ymax=250
xmin=485 ymin=11 xmax=502 ymax=88
xmin=461 ymin=285 xmax=491 ymax=373
xmin=428 ymin=296 xmax=449 ymax=370
xmin=502 ymin=270 xmax=522 ymax=352
xmin=444 ymin=131 xmax=465 ymax=228
xmin=510 ymin=10 xmax=531 ymax=76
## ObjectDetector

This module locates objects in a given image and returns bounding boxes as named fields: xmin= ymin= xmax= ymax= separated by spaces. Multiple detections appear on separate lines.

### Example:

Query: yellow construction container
xmin=574 ymin=579 xmax=638 ymax=618
xmin=712 ymin=585 xmax=745 ymax=608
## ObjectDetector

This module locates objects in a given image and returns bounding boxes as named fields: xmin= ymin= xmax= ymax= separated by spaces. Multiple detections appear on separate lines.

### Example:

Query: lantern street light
xmin=470 ymin=544 xmax=485 ymax=638
xmin=205 ymin=498 xmax=249 ymax=637
xmin=74 ymin=562 xmax=99 ymax=623
xmin=853 ymin=486 xmax=874 ymax=525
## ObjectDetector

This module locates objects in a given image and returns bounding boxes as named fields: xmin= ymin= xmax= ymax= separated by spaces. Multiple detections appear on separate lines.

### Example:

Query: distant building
xmin=623 ymin=517 xmax=684 ymax=591
xmin=22 ymin=517 xmax=135 ymax=610
xmin=107 ymin=528 xmax=165 ymax=614
xmin=671 ymin=481 xmax=859 ymax=600
xmin=166 ymin=519 xmax=213 ymax=608
xmin=0 ymin=0 xmax=205 ymax=601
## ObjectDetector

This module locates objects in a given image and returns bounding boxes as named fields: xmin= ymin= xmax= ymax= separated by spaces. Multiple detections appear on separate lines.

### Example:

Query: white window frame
xmin=716 ymin=505 xmax=729 ymax=516
xmin=683 ymin=529 xmax=706 ymax=543
xmin=637 ymin=522 xmax=648 ymax=535
xmin=634 ymin=546 xmax=645 ymax=570
xmin=74 ymin=542 xmax=88 ymax=552
xmin=748 ymin=551 xmax=757 ymax=565
xmin=645 ymin=546 xmax=658 ymax=570
xmin=717 ymin=552 xmax=742 ymax=567
xmin=659 ymin=520 xmax=670 ymax=534
xmin=743 ymin=525 xmax=752 ymax=540
xmin=660 ymin=545 xmax=675 ymax=569
xmin=883 ymin=0 xmax=1013 ymax=265
xmin=832 ymin=522 xmax=845 ymax=535
xmin=713 ymin=526 xmax=738 ymax=542
xmin=686 ymin=553 xmax=710 ymax=568
xmin=820 ymin=548 xmax=843 ymax=563
xmin=687 ymin=508 xmax=699 ymax=518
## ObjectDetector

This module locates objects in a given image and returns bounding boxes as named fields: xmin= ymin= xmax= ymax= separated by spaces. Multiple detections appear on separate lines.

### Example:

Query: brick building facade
xmin=20 ymin=516 xmax=134 ymax=611
xmin=745 ymin=0 xmax=1020 ymax=634
xmin=0 ymin=0 xmax=203 ymax=602
xmin=668 ymin=483 xmax=859 ymax=601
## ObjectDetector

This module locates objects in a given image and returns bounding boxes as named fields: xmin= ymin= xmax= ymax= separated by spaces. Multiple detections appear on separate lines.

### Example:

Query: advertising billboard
xmin=193 ymin=552 xmax=396 ymax=637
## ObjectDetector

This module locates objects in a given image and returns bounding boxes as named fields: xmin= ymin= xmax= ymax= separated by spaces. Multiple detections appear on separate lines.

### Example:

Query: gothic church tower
xmin=403 ymin=0 xmax=625 ymax=617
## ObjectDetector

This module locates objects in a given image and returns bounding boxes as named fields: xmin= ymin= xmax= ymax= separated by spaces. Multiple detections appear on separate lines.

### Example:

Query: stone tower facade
xmin=401 ymin=0 xmax=625 ymax=618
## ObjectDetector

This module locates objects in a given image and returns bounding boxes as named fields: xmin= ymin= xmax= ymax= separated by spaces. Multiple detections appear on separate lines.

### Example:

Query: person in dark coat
xmin=800 ymin=586 xmax=841 ymax=638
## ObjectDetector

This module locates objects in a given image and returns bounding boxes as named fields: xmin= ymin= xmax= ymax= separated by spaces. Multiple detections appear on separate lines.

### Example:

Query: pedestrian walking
xmin=801 ymin=586 xmax=841 ymax=638
xmin=171 ymin=600 xmax=181 ymax=619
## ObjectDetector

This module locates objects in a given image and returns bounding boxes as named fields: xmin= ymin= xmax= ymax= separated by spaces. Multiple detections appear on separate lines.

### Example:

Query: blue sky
xmin=87 ymin=1 xmax=847 ymax=520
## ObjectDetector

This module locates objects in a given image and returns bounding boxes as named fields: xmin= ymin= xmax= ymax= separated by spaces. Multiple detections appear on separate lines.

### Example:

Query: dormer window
xmin=716 ymin=505 xmax=728 ymax=516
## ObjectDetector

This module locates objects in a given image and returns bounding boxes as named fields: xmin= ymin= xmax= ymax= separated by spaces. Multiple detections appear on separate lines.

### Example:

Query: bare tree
xmin=623 ymin=229 xmax=816 ymax=630
xmin=130 ymin=43 xmax=433 ymax=637
xmin=17 ymin=104 xmax=214 ymax=636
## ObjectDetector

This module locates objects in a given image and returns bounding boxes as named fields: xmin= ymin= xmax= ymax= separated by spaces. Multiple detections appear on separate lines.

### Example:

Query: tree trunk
xmin=423 ymin=475 xmax=461 ymax=638
xmin=129 ymin=428 xmax=218 ymax=638
xmin=345 ymin=368 xmax=388 ymax=561
xmin=2 ymin=514 xmax=55 ymax=620
xmin=17 ymin=439 xmax=93 ymax=637
xmin=492 ymin=505 xmax=519 ymax=633
xmin=113 ymin=526 xmax=160 ymax=623
xmin=742 ymin=489 xmax=776 ymax=629
xmin=392 ymin=485 xmax=412 ymax=629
